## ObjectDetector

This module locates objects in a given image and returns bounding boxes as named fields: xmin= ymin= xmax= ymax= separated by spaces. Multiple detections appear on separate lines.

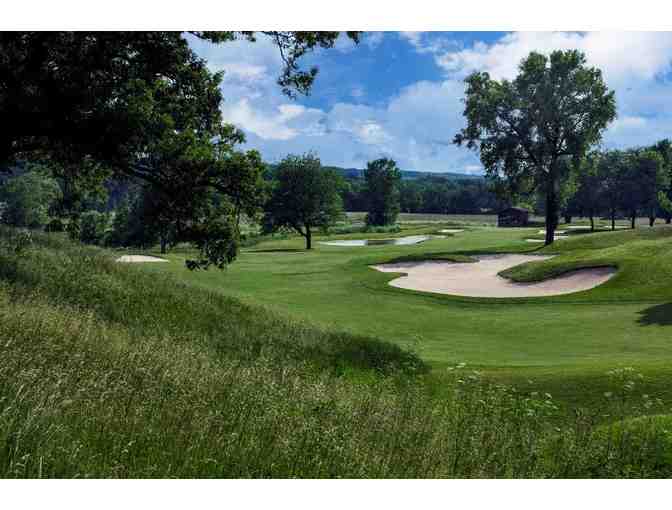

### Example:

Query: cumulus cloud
xmin=421 ymin=32 xmax=672 ymax=149
xmin=364 ymin=31 xmax=385 ymax=50
xmin=188 ymin=32 xmax=672 ymax=174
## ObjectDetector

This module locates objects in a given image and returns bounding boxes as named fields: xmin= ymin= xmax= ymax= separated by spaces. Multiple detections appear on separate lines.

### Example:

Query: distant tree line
xmin=560 ymin=141 xmax=672 ymax=230
xmin=340 ymin=174 xmax=508 ymax=215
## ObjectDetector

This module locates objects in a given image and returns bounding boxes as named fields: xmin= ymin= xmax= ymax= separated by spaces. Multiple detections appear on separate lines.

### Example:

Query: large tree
xmin=363 ymin=158 xmax=402 ymax=226
xmin=262 ymin=154 xmax=343 ymax=250
xmin=0 ymin=31 xmax=359 ymax=266
xmin=454 ymin=50 xmax=616 ymax=245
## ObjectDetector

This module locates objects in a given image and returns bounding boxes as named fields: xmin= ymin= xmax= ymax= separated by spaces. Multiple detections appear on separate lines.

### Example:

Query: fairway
xmin=142 ymin=219 xmax=672 ymax=406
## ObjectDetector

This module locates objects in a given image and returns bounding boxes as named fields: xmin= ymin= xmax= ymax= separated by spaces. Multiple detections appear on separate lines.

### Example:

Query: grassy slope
xmin=146 ymin=222 xmax=672 ymax=409
xmin=2 ymin=227 xmax=672 ymax=477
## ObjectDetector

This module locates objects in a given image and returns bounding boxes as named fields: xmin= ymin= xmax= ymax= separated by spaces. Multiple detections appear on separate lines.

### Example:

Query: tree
xmin=569 ymin=152 xmax=604 ymax=231
xmin=0 ymin=31 xmax=359 ymax=267
xmin=0 ymin=32 xmax=359 ymax=169
xmin=597 ymin=150 xmax=628 ymax=231
xmin=79 ymin=210 xmax=109 ymax=244
xmin=650 ymin=139 xmax=672 ymax=224
xmin=455 ymin=50 xmax=616 ymax=245
xmin=619 ymin=149 xmax=668 ymax=228
xmin=107 ymin=194 xmax=133 ymax=248
xmin=0 ymin=167 xmax=61 ymax=228
xmin=400 ymin=181 xmax=424 ymax=213
xmin=363 ymin=158 xmax=401 ymax=226
xmin=263 ymin=154 xmax=343 ymax=250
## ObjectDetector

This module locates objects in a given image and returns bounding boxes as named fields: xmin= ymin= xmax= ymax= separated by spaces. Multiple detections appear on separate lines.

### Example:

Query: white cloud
xmin=610 ymin=115 xmax=647 ymax=131
xmin=364 ymin=31 xmax=385 ymax=50
xmin=191 ymin=32 xmax=672 ymax=174
xmin=425 ymin=32 xmax=672 ymax=149
xmin=433 ymin=32 xmax=672 ymax=86
xmin=222 ymin=99 xmax=326 ymax=141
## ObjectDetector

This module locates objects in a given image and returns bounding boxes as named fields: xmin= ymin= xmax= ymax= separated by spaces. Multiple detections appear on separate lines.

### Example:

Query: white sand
xmin=319 ymin=235 xmax=431 ymax=247
xmin=439 ymin=229 xmax=465 ymax=234
xmin=537 ymin=230 xmax=567 ymax=235
xmin=567 ymin=225 xmax=629 ymax=230
xmin=525 ymin=235 xmax=570 ymax=243
xmin=116 ymin=255 xmax=168 ymax=263
xmin=371 ymin=254 xmax=616 ymax=298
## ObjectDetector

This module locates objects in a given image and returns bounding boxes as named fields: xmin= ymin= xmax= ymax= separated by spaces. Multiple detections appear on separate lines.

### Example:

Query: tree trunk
xmin=160 ymin=235 xmax=167 ymax=254
xmin=667 ymin=216 xmax=671 ymax=225
xmin=590 ymin=215 xmax=595 ymax=232
xmin=305 ymin=226 xmax=312 ymax=250
xmin=611 ymin=210 xmax=616 ymax=231
xmin=544 ymin=173 xmax=559 ymax=246
xmin=564 ymin=215 xmax=572 ymax=224
xmin=649 ymin=215 xmax=656 ymax=227
xmin=631 ymin=213 xmax=636 ymax=229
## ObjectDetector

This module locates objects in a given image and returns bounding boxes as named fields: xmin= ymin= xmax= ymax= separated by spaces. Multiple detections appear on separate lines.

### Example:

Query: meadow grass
xmin=2 ymin=227 xmax=672 ymax=477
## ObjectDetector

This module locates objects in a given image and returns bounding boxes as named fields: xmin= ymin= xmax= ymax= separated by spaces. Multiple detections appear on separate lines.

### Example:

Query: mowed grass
xmin=3 ymin=227 xmax=672 ymax=478
xmin=147 ymin=220 xmax=672 ymax=409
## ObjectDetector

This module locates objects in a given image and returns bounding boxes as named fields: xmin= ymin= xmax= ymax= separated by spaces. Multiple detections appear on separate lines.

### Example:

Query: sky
xmin=188 ymin=31 xmax=672 ymax=175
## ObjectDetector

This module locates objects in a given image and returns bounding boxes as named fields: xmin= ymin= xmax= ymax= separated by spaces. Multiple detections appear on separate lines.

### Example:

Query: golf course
xmin=138 ymin=216 xmax=672 ymax=409
xmin=4 ymin=31 xmax=672 ymax=481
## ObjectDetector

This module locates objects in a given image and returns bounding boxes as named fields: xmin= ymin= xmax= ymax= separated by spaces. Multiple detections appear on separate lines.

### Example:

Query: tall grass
xmin=1 ymin=228 xmax=671 ymax=478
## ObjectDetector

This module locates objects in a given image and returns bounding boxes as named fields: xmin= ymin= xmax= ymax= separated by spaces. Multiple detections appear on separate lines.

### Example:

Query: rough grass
xmin=2 ymin=228 xmax=672 ymax=478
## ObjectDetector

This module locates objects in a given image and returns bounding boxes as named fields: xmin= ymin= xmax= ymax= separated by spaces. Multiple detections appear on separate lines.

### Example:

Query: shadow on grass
xmin=637 ymin=303 xmax=672 ymax=326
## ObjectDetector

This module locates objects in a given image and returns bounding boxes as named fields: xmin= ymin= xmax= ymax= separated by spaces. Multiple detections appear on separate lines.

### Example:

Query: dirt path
xmin=371 ymin=254 xmax=616 ymax=298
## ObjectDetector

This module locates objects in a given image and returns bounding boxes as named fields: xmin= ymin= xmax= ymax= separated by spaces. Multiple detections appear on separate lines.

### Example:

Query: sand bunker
xmin=371 ymin=254 xmax=616 ymax=298
xmin=319 ymin=235 xmax=432 ymax=247
xmin=439 ymin=229 xmax=464 ymax=234
xmin=116 ymin=255 xmax=168 ymax=263
xmin=537 ymin=230 xmax=566 ymax=235
xmin=525 ymin=235 xmax=569 ymax=243
xmin=566 ymin=225 xmax=629 ymax=231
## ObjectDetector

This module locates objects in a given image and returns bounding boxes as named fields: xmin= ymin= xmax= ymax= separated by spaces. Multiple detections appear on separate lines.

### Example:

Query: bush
xmin=45 ymin=217 xmax=65 ymax=232
xmin=0 ymin=170 xmax=61 ymax=228
xmin=79 ymin=210 xmax=108 ymax=244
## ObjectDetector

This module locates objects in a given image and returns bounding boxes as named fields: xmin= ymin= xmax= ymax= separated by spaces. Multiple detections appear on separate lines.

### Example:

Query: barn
xmin=497 ymin=207 xmax=530 ymax=227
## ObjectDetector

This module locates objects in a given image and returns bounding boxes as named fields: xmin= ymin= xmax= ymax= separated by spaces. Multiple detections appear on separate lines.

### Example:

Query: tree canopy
xmin=455 ymin=49 xmax=616 ymax=244
xmin=262 ymin=153 xmax=343 ymax=250
xmin=364 ymin=158 xmax=402 ymax=226
xmin=0 ymin=31 xmax=358 ymax=267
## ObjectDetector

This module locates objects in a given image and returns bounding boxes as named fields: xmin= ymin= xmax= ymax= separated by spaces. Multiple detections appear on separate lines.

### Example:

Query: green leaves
xmin=364 ymin=158 xmax=402 ymax=226
xmin=455 ymin=49 xmax=616 ymax=244
xmin=263 ymin=153 xmax=344 ymax=249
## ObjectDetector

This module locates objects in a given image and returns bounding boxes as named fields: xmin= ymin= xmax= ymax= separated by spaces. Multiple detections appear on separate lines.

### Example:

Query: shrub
xmin=79 ymin=210 xmax=108 ymax=245
xmin=45 ymin=217 xmax=65 ymax=233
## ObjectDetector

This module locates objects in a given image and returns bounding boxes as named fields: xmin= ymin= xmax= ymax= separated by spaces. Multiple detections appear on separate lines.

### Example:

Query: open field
xmin=144 ymin=220 xmax=672 ymax=410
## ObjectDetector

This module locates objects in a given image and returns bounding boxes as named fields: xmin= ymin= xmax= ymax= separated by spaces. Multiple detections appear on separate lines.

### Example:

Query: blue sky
xmin=188 ymin=31 xmax=672 ymax=174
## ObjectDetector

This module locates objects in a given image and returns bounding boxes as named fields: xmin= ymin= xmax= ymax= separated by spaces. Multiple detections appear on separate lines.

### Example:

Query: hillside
xmin=2 ymin=226 xmax=672 ymax=477
xmin=324 ymin=166 xmax=485 ymax=181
